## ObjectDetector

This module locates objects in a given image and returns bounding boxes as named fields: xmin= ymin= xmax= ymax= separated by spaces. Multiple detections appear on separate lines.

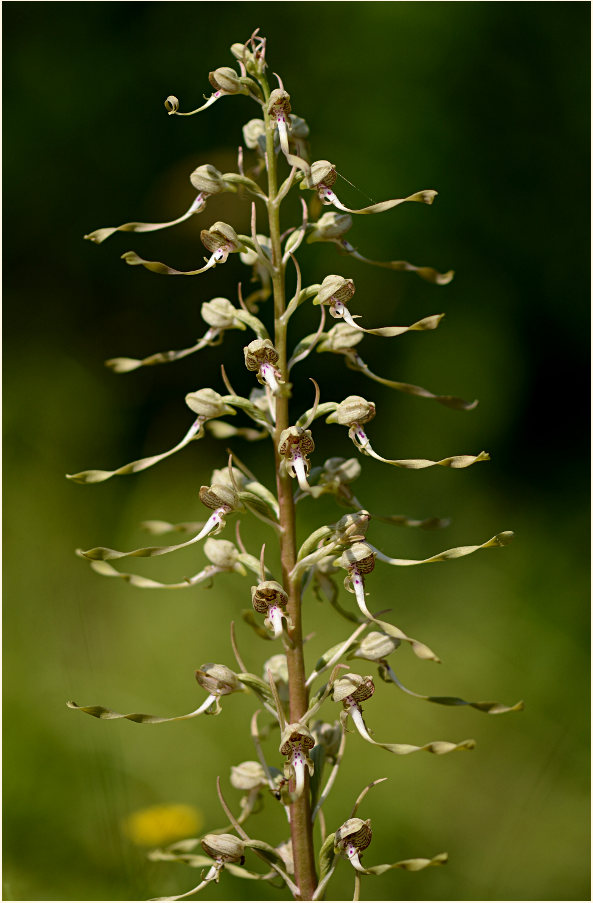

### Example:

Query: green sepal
xmin=363 ymin=851 xmax=448 ymax=875
xmin=236 ymin=673 xmax=275 ymax=704
xmin=318 ymin=833 xmax=338 ymax=881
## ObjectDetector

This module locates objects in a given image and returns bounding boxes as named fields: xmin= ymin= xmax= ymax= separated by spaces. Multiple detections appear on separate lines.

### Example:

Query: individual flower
xmin=334 ymin=817 xmax=373 ymax=872
xmin=279 ymin=723 xmax=315 ymax=800
xmin=277 ymin=426 xmax=315 ymax=492
xmin=251 ymin=580 xmax=290 ymax=639
xmin=244 ymin=338 xmax=284 ymax=395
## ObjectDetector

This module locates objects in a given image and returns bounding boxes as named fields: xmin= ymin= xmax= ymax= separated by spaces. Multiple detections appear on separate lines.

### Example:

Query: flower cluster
xmin=69 ymin=29 xmax=520 ymax=903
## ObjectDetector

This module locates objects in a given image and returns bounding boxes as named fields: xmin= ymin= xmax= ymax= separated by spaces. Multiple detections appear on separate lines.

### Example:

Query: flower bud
xmin=209 ymin=465 xmax=248 ymax=491
xmin=264 ymin=653 xmax=289 ymax=689
xmin=336 ymin=541 xmax=376 ymax=574
xmin=332 ymin=673 xmax=375 ymax=705
xmin=243 ymin=118 xmax=267 ymax=151
xmin=335 ymin=818 xmax=372 ymax=853
xmin=318 ymin=324 xmax=363 ymax=353
xmin=164 ymin=95 xmax=179 ymax=113
xmin=289 ymin=114 xmax=309 ymax=139
xmin=201 ymin=297 xmax=240 ymax=330
xmin=230 ymin=42 xmax=265 ymax=77
xmin=185 ymin=388 xmax=234 ymax=420
xmin=318 ymin=274 xmax=356 ymax=306
xmin=332 ymin=511 xmax=371 ymax=544
xmin=352 ymin=630 xmax=401 ymax=661
xmin=275 ymin=839 xmax=294 ymax=874
xmin=203 ymin=538 xmax=240 ymax=570
xmin=239 ymin=234 xmax=272 ymax=267
xmin=334 ymin=395 xmax=376 ymax=427
xmin=251 ymin=580 xmax=288 ymax=613
xmin=230 ymin=760 xmax=268 ymax=791
xmin=199 ymin=483 xmax=240 ymax=512
xmin=190 ymin=164 xmax=227 ymax=195
xmin=201 ymin=832 xmax=245 ymax=864
xmin=307 ymin=212 xmax=352 ymax=243
xmin=208 ymin=66 xmax=242 ymax=94
xmin=195 ymin=663 xmax=242 ymax=696
xmin=311 ymin=720 xmax=342 ymax=759
xmin=267 ymin=88 xmax=291 ymax=118
xmin=244 ymin=338 xmax=279 ymax=371
xmin=322 ymin=457 xmax=361 ymax=484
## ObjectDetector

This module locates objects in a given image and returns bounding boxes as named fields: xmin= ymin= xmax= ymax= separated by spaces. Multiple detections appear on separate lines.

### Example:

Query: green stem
xmin=261 ymin=76 xmax=318 ymax=901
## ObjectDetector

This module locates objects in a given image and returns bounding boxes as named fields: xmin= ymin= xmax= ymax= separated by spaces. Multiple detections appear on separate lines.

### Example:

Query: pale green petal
xmin=382 ymin=664 xmax=524 ymax=715
xmin=105 ymin=336 xmax=215 ymax=373
xmin=364 ymin=852 xmax=448 ymax=875
xmin=66 ymin=419 xmax=203 ymax=484
xmin=84 ymin=196 xmax=206 ymax=245
xmin=66 ymin=694 xmax=220 ymax=724
xmin=370 ymin=531 xmax=514 ymax=567
xmin=344 ymin=353 xmax=478 ymax=411
xmin=121 ymin=251 xmax=217 ymax=276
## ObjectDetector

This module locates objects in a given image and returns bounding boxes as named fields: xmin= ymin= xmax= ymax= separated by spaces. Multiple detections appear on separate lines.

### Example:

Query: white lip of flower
xmin=195 ymin=506 xmax=231 ymax=541
xmin=343 ymin=842 xmax=367 ymax=872
xmin=280 ymin=725 xmax=315 ymax=801
xmin=265 ymin=604 xmax=285 ymax=638
xmin=259 ymin=361 xmax=281 ymax=394
xmin=328 ymin=298 xmax=364 ymax=331
xmin=287 ymin=448 xmax=310 ymax=493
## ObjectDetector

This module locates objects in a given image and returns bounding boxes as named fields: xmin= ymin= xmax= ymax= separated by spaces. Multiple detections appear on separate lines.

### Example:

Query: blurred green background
xmin=3 ymin=2 xmax=590 ymax=901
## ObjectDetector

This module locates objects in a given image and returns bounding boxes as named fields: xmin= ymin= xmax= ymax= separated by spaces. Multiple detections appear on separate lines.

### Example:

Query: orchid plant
xmin=68 ymin=30 xmax=521 ymax=902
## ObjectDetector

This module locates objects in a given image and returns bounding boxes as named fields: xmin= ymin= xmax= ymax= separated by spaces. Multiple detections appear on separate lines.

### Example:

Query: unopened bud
xmin=289 ymin=114 xmax=309 ymax=139
xmin=318 ymin=324 xmax=363 ymax=353
xmin=185 ymin=388 xmax=234 ymax=419
xmin=243 ymin=118 xmax=267 ymax=151
xmin=307 ymin=212 xmax=352 ymax=243
xmin=264 ymin=653 xmax=289 ymax=688
xmin=353 ymin=631 xmax=401 ymax=661
xmin=275 ymin=839 xmax=294 ymax=874
xmin=201 ymin=832 xmax=245 ymax=864
xmin=333 ymin=673 xmax=375 ymax=705
xmin=312 ymin=720 xmax=342 ymax=759
xmin=208 ymin=66 xmax=242 ymax=94
xmin=230 ymin=760 xmax=267 ymax=791
xmin=322 ymin=457 xmax=361 ymax=484
xmin=203 ymin=538 xmax=240 ymax=570
xmin=190 ymin=164 xmax=227 ymax=195
xmin=195 ymin=663 xmax=242 ymax=696
xmin=240 ymin=234 xmax=272 ymax=267
xmin=334 ymin=395 xmax=376 ymax=427
xmin=201 ymin=297 xmax=241 ymax=330
xmin=333 ymin=511 xmax=371 ymax=543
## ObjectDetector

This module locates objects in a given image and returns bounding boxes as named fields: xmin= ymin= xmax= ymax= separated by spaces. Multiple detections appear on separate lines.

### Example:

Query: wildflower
xmin=334 ymin=817 xmax=373 ymax=872
xmin=277 ymin=426 xmax=315 ymax=492
xmin=251 ymin=580 xmax=290 ymax=638
xmin=279 ymin=723 xmax=315 ymax=800
xmin=244 ymin=338 xmax=284 ymax=394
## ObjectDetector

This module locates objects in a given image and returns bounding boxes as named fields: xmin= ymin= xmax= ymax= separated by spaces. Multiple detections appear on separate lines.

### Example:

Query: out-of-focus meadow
xmin=3 ymin=3 xmax=589 ymax=901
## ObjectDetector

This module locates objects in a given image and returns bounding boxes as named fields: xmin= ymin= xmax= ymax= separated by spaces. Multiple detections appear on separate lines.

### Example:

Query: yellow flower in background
xmin=123 ymin=804 xmax=203 ymax=847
